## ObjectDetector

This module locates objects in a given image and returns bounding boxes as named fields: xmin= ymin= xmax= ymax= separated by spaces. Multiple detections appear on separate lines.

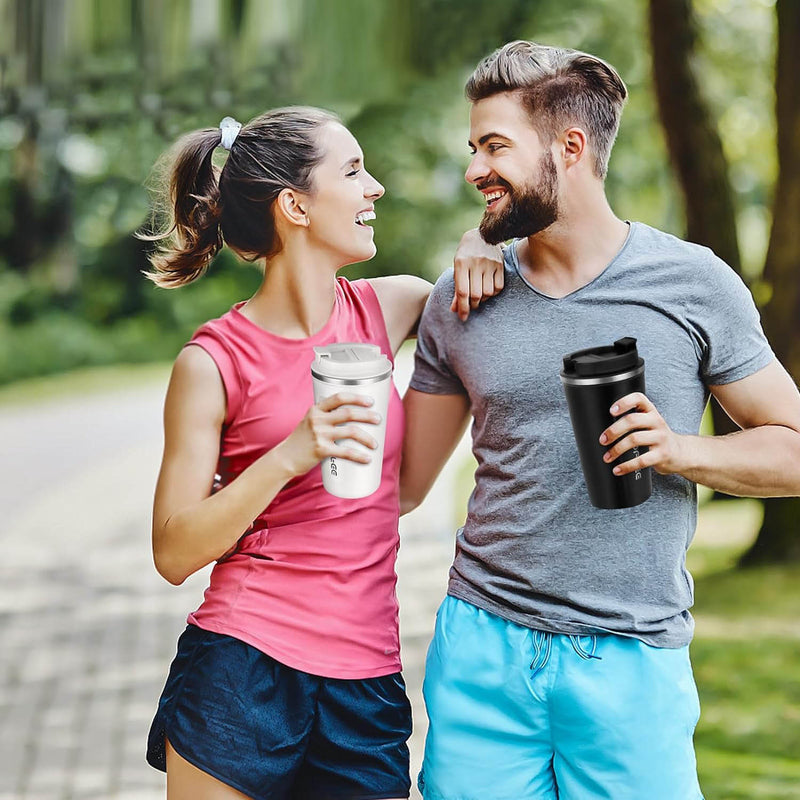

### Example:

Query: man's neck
xmin=516 ymin=198 xmax=630 ymax=299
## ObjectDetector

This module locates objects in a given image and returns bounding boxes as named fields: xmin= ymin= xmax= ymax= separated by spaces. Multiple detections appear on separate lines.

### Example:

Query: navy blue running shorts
xmin=147 ymin=624 xmax=412 ymax=799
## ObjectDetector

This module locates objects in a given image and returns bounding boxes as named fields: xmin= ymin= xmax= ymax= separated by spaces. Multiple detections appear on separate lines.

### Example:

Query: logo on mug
xmin=330 ymin=457 xmax=338 ymax=477
xmin=632 ymin=447 xmax=642 ymax=480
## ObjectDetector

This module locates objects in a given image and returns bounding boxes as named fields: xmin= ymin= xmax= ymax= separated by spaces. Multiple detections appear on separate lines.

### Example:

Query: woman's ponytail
xmin=141 ymin=107 xmax=341 ymax=288
xmin=141 ymin=128 xmax=225 ymax=288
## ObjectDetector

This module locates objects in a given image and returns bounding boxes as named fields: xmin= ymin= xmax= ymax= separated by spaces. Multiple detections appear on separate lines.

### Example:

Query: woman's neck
xmin=240 ymin=243 xmax=339 ymax=339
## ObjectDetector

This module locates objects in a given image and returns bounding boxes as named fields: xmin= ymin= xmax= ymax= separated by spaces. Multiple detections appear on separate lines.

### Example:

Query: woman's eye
xmin=347 ymin=169 xmax=361 ymax=177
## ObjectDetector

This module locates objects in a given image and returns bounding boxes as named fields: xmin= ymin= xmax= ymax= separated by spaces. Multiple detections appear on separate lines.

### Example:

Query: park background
xmin=1 ymin=0 xmax=799 ymax=798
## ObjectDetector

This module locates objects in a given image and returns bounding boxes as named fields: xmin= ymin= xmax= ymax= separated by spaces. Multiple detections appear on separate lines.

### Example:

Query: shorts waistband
xmin=529 ymin=630 xmax=602 ymax=678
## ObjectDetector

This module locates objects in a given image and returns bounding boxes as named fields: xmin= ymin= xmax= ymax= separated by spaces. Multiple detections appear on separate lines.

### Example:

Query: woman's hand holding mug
xmin=277 ymin=393 xmax=381 ymax=478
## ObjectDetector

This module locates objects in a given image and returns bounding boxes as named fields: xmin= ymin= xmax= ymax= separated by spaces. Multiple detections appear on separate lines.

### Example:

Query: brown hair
xmin=142 ymin=107 xmax=340 ymax=288
xmin=465 ymin=41 xmax=627 ymax=179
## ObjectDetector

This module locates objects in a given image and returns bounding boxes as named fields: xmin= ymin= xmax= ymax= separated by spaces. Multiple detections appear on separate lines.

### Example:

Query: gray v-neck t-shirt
xmin=410 ymin=221 xmax=773 ymax=647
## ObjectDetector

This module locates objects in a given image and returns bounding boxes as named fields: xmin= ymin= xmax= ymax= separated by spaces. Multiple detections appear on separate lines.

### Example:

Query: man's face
xmin=466 ymin=93 xmax=559 ymax=244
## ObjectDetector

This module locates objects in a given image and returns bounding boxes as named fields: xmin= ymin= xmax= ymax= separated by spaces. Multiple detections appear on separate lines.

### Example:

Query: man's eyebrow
xmin=468 ymin=133 xmax=513 ymax=148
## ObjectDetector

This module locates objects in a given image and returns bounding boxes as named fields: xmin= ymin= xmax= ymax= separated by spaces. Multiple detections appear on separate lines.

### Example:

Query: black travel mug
xmin=560 ymin=337 xmax=652 ymax=509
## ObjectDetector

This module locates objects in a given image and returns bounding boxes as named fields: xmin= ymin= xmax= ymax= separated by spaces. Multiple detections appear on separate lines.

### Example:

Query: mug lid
xmin=561 ymin=337 xmax=642 ymax=378
xmin=311 ymin=343 xmax=392 ymax=380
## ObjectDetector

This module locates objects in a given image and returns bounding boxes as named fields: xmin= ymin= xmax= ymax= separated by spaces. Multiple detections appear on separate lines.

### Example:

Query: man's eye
xmin=488 ymin=144 xmax=505 ymax=153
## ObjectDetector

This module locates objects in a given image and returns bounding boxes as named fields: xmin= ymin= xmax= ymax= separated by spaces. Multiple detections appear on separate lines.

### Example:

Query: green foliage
xmin=0 ymin=0 xmax=778 ymax=384
xmin=674 ymin=500 xmax=800 ymax=798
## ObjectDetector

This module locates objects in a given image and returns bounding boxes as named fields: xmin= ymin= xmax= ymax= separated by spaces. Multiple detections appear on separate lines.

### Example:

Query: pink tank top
xmin=185 ymin=278 xmax=404 ymax=679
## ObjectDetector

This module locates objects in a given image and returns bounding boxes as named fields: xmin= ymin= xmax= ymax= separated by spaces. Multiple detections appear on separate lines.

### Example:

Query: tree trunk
xmin=648 ymin=0 xmax=742 ymax=271
xmin=648 ymin=0 xmax=740 ymax=480
xmin=740 ymin=0 xmax=800 ymax=566
xmin=6 ymin=0 xmax=69 ymax=273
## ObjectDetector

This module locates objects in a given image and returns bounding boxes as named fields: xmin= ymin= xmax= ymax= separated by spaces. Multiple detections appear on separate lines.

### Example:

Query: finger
xmin=452 ymin=258 xmax=471 ymax=320
xmin=469 ymin=264 xmax=484 ymax=309
xmin=494 ymin=266 xmax=504 ymax=293
xmin=457 ymin=281 xmax=472 ymax=320
xmin=461 ymin=265 xmax=477 ymax=316
xmin=329 ymin=424 xmax=379 ymax=450
xmin=326 ymin=406 xmax=382 ymax=426
xmin=599 ymin=412 xmax=652 ymax=445
xmin=482 ymin=265 xmax=495 ymax=298
xmin=318 ymin=392 xmax=374 ymax=412
xmin=611 ymin=449 xmax=657 ymax=476
xmin=328 ymin=443 xmax=373 ymax=464
xmin=610 ymin=392 xmax=652 ymax=416
xmin=603 ymin=430 xmax=658 ymax=463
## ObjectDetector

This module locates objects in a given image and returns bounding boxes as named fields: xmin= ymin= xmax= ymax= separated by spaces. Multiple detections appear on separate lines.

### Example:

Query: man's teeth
xmin=484 ymin=190 xmax=506 ymax=205
xmin=355 ymin=211 xmax=376 ymax=226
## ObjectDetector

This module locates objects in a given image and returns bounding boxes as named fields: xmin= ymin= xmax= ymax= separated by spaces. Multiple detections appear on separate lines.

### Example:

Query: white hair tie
xmin=219 ymin=116 xmax=242 ymax=150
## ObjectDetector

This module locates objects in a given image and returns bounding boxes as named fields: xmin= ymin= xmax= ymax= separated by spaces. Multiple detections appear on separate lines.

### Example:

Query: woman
xmin=144 ymin=107 xmax=502 ymax=799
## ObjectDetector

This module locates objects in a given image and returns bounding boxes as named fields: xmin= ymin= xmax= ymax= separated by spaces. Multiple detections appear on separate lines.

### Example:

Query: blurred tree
xmin=0 ymin=0 xmax=681 ymax=385
xmin=742 ymin=0 xmax=800 ymax=565
xmin=650 ymin=0 xmax=800 ymax=563
xmin=648 ymin=0 xmax=740 ymax=463
xmin=5 ymin=0 xmax=72 ymax=273
xmin=648 ymin=0 xmax=741 ymax=270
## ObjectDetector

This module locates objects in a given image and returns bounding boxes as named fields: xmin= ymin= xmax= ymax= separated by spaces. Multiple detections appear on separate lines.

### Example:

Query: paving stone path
xmin=0 ymin=350 xmax=466 ymax=800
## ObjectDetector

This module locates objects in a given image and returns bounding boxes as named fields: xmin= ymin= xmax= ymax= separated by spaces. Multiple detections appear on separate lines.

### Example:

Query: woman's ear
xmin=274 ymin=188 xmax=311 ymax=228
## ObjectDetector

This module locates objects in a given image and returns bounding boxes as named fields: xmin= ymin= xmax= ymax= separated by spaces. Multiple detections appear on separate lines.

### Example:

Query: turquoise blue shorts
xmin=419 ymin=596 xmax=704 ymax=800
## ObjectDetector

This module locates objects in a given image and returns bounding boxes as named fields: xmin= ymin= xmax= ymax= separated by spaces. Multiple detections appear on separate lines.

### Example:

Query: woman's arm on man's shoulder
xmin=368 ymin=229 xmax=504 ymax=353
xmin=367 ymin=275 xmax=432 ymax=354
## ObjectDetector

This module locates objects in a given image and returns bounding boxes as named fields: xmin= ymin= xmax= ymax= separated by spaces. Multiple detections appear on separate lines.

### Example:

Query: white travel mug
xmin=311 ymin=343 xmax=393 ymax=499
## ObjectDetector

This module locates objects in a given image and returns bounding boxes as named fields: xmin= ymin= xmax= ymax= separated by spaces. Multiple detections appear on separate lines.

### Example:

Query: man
xmin=400 ymin=41 xmax=800 ymax=800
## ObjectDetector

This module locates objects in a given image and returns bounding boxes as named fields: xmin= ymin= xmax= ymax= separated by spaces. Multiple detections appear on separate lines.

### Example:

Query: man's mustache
xmin=476 ymin=177 xmax=513 ymax=193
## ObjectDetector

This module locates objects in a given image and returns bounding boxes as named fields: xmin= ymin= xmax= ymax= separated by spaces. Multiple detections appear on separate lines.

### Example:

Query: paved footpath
xmin=0 ymin=348 xmax=469 ymax=800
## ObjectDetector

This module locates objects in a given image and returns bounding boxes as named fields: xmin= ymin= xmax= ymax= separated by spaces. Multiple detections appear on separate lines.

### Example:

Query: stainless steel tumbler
xmin=311 ymin=343 xmax=392 ymax=499
xmin=560 ymin=337 xmax=652 ymax=509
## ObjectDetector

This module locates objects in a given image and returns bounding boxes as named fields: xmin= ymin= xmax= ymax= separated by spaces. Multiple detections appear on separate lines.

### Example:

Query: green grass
xmin=695 ymin=745 xmax=800 ymax=800
xmin=0 ymin=362 xmax=171 ymax=407
xmin=690 ymin=501 xmax=800 ymax=799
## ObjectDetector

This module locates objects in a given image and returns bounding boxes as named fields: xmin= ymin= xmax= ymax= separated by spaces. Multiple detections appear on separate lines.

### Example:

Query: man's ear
xmin=274 ymin=188 xmax=311 ymax=228
xmin=561 ymin=127 xmax=588 ymax=168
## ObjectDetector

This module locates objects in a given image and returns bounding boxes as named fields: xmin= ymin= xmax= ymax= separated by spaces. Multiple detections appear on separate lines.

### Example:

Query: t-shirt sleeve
xmin=185 ymin=328 xmax=243 ymax=425
xmin=687 ymin=253 xmax=775 ymax=385
xmin=408 ymin=271 xmax=467 ymax=395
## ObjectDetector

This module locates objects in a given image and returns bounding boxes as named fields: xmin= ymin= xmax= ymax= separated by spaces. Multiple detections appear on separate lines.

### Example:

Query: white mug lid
xmin=311 ymin=343 xmax=392 ymax=381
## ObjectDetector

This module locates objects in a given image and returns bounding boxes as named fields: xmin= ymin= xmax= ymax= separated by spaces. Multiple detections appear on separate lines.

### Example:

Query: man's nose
xmin=465 ymin=152 xmax=487 ymax=185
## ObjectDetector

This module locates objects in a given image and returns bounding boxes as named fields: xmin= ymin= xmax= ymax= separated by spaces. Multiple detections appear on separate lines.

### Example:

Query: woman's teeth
xmin=355 ymin=211 xmax=376 ymax=226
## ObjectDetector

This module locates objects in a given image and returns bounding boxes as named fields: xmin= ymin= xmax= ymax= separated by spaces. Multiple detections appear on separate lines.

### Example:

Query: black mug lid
xmin=562 ymin=337 xmax=643 ymax=378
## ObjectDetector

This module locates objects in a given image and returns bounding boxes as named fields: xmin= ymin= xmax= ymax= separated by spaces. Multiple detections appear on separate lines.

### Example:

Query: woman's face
xmin=304 ymin=123 xmax=385 ymax=266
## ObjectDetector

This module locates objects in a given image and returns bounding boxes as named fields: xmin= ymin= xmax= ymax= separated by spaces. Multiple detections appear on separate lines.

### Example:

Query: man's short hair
xmin=465 ymin=41 xmax=627 ymax=179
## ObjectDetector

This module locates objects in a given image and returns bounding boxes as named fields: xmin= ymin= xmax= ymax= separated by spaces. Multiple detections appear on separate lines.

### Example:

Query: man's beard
xmin=479 ymin=152 xmax=559 ymax=245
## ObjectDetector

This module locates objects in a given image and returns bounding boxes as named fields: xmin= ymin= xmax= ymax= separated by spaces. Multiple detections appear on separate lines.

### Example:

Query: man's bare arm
xmin=400 ymin=389 xmax=471 ymax=514
xmin=600 ymin=360 xmax=800 ymax=496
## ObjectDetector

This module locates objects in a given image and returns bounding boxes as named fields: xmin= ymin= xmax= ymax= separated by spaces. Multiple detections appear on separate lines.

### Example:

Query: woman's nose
xmin=365 ymin=172 xmax=385 ymax=200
